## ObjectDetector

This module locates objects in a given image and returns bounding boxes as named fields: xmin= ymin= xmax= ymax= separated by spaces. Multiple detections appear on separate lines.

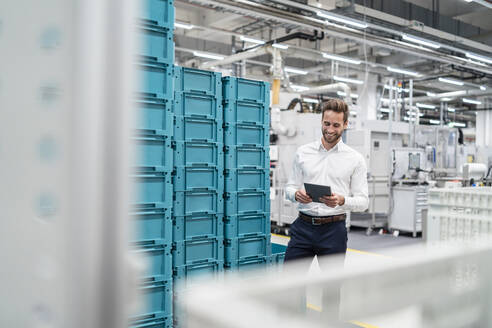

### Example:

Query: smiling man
xmin=284 ymin=98 xmax=369 ymax=264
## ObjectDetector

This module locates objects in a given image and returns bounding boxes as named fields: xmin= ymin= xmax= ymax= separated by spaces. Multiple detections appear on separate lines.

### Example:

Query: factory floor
xmin=271 ymin=228 xmax=424 ymax=328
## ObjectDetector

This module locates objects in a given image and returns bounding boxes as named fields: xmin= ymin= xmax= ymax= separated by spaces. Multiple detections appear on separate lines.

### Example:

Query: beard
xmin=322 ymin=130 xmax=341 ymax=144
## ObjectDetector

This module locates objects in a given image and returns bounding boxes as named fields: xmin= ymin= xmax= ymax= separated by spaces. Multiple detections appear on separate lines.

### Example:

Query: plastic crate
xmin=132 ymin=171 xmax=172 ymax=208
xmin=222 ymin=76 xmax=270 ymax=104
xmin=225 ymin=235 xmax=271 ymax=264
xmin=173 ymin=92 xmax=222 ymax=121
xmin=131 ymin=207 xmax=172 ymax=243
xmin=136 ymin=61 xmax=173 ymax=99
xmin=137 ymin=0 xmax=174 ymax=29
xmin=133 ymin=135 xmax=172 ymax=172
xmin=172 ymin=237 xmax=224 ymax=266
xmin=224 ymin=212 xmax=270 ymax=239
xmin=225 ymin=191 xmax=270 ymax=216
xmin=224 ymin=256 xmax=271 ymax=274
xmin=132 ymin=239 xmax=172 ymax=279
xmin=271 ymin=242 xmax=287 ymax=255
xmin=174 ymin=66 xmax=222 ymax=96
xmin=136 ymin=23 xmax=174 ymax=64
xmin=173 ymin=166 xmax=223 ymax=192
xmin=173 ymin=261 xmax=224 ymax=290
xmin=131 ymin=277 xmax=173 ymax=322
xmin=135 ymin=96 xmax=173 ymax=135
xmin=173 ymin=213 xmax=224 ymax=242
xmin=130 ymin=315 xmax=173 ymax=328
xmin=173 ymin=141 xmax=224 ymax=167
xmin=173 ymin=116 xmax=223 ymax=143
xmin=224 ymin=145 xmax=269 ymax=169
xmin=225 ymin=168 xmax=269 ymax=192
xmin=173 ymin=190 xmax=224 ymax=216
xmin=223 ymin=100 xmax=269 ymax=126
xmin=224 ymin=123 xmax=269 ymax=147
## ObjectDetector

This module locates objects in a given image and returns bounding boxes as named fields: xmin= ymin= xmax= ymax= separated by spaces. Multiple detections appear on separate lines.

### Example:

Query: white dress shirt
xmin=285 ymin=138 xmax=369 ymax=216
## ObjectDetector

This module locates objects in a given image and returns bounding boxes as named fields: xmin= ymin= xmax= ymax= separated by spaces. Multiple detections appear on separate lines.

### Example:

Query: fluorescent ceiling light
xmin=381 ymin=98 xmax=403 ymax=103
xmin=449 ymin=122 xmax=466 ymax=127
xmin=322 ymin=53 xmax=361 ymax=65
xmin=384 ymin=85 xmax=409 ymax=93
xmin=426 ymin=92 xmax=437 ymax=97
xmin=465 ymin=52 xmax=492 ymax=64
xmin=448 ymin=107 xmax=456 ymax=112
xmin=463 ymin=0 xmax=473 ymax=2
xmin=438 ymin=77 xmax=464 ymax=86
xmin=350 ymin=111 xmax=357 ymax=115
xmin=443 ymin=90 xmax=467 ymax=97
xmin=429 ymin=119 xmax=441 ymax=125
xmin=387 ymin=66 xmax=421 ymax=77
xmin=406 ymin=111 xmax=424 ymax=117
xmin=193 ymin=51 xmax=224 ymax=60
xmin=290 ymin=84 xmax=310 ymax=91
xmin=403 ymin=116 xmax=416 ymax=122
xmin=333 ymin=76 xmax=364 ymax=85
xmin=416 ymin=103 xmax=436 ymax=109
xmin=337 ymin=91 xmax=359 ymax=98
xmin=175 ymin=22 xmax=194 ymax=30
xmin=240 ymin=36 xmax=265 ymax=44
xmin=302 ymin=98 xmax=319 ymax=104
xmin=441 ymin=97 xmax=453 ymax=102
xmin=380 ymin=108 xmax=391 ymax=113
xmin=285 ymin=67 xmax=308 ymax=75
xmin=463 ymin=98 xmax=482 ymax=105
xmin=316 ymin=11 xmax=368 ymax=29
xmin=402 ymin=34 xmax=441 ymax=49
xmin=480 ymin=85 xmax=487 ymax=91
xmin=272 ymin=43 xmax=289 ymax=49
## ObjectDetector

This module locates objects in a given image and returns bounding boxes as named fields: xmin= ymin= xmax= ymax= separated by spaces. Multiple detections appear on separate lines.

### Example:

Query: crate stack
xmin=171 ymin=67 xmax=225 ymax=325
xmin=130 ymin=1 xmax=175 ymax=327
xmin=222 ymin=77 xmax=272 ymax=273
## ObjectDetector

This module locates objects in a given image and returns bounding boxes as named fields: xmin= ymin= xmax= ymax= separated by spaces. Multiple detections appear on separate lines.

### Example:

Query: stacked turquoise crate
xmin=172 ymin=67 xmax=225 ymax=290
xmin=222 ymin=77 xmax=272 ymax=273
xmin=131 ymin=1 xmax=174 ymax=327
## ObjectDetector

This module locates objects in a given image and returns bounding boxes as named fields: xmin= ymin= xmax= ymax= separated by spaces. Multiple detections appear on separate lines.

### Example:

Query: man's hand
xmin=295 ymin=190 xmax=313 ymax=204
xmin=319 ymin=193 xmax=345 ymax=208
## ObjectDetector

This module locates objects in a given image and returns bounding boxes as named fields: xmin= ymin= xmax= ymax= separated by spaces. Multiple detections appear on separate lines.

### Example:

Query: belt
xmin=299 ymin=212 xmax=346 ymax=225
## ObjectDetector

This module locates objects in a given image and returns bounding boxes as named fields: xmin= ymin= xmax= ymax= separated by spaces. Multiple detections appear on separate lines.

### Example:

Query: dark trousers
xmin=284 ymin=216 xmax=347 ymax=320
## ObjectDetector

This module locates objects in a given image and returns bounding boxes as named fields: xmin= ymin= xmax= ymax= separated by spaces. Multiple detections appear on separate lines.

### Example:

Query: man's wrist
xmin=339 ymin=195 xmax=345 ymax=206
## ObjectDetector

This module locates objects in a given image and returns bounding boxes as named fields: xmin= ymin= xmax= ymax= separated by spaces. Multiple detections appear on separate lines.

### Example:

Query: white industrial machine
xmin=345 ymin=120 xmax=410 ymax=234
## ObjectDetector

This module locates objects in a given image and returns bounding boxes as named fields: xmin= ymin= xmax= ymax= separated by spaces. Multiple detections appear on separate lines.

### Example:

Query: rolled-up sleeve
xmin=342 ymin=156 xmax=369 ymax=212
xmin=285 ymin=151 xmax=302 ymax=203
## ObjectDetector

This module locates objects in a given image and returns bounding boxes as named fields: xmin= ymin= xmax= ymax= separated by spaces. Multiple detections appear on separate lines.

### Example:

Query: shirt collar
xmin=318 ymin=138 xmax=345 ymax=152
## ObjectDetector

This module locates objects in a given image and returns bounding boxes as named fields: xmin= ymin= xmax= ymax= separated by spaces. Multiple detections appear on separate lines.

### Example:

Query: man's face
xmin=321 ymin=110 xmax=347 ymax=144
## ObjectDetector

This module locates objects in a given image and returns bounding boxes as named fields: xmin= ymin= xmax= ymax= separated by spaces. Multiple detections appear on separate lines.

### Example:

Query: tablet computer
xmin=304 ymin=182 xmax=332 ymax=203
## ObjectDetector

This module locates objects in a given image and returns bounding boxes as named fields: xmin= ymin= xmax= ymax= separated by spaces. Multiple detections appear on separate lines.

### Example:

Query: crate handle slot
xmin=189 ymin=114 xmax=211 ymax=119
xmin=191 ymin=258 xmax=212 ymax=265
xmin=190 ymin=163 xmax=211 ymax=167
xmin=243 ymin=97 xmax=261 ymax=102
xmin=243 ymin=232 xmax=261 ymax=238
xmin=191 ymin=234 xmax=212 ymax=240
xmin=134 ymin=165 xmax=168 ymax=172
xmin=239 ymin=258 xmax=265 ymax=265
xmin=190 ymin=138 xmax=211 ymax=142
xmin=188 ymin=262 xmax=217 ymax=270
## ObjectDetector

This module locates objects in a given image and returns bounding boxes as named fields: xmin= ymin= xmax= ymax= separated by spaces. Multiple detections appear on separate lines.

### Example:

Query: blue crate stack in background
xmin=222 ymin=77 xmax=272 ymax=273
xmin=131 ymin=2 xmax=274 ymax=326
xmin=130 ymin=1 xmax=175 ymax=328
xmin=171 ymin=67 xmax=225 ymax=327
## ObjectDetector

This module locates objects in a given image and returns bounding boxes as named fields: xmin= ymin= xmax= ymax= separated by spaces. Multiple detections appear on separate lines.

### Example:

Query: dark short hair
xmin=321 ymin=98 xmax=349 ymax=123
